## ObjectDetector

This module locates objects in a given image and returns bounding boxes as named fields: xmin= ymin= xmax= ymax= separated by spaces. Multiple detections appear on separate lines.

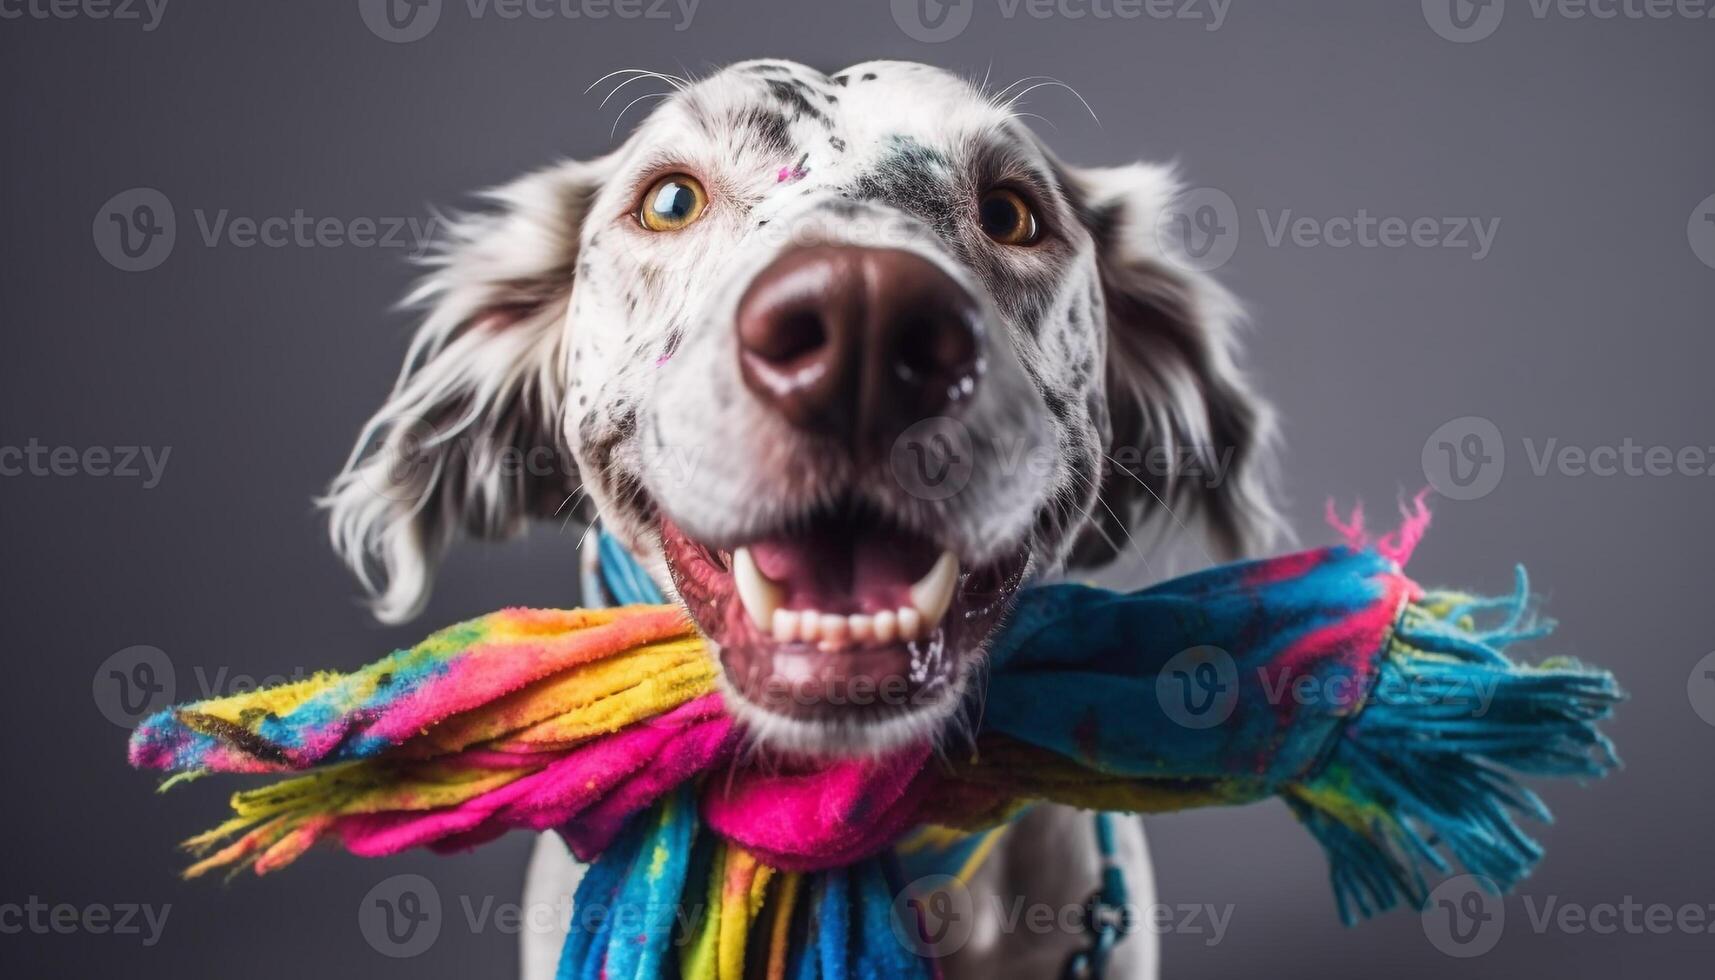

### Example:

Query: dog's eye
xmin=638 ymin=174 xmax=707 ymax=232
xmin=977 ymin=188 xmax=1040 ymax=246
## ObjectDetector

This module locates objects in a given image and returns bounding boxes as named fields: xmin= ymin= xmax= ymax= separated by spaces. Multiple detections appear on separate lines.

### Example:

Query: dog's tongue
xmin=748 ymin=519 xmax=940 ymax=614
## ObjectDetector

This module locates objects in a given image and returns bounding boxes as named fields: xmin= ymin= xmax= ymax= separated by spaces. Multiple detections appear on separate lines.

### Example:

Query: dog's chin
xmin=657 ymin=509 xmax=1030 ymax=759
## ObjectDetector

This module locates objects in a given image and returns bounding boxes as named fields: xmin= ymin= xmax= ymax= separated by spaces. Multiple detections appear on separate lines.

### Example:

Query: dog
xmin=323 ymin=59 xmax=1281 ymax=978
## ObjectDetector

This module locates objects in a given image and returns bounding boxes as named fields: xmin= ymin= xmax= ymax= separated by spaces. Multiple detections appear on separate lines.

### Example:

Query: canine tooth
xmin=732 ymin=547 xmax=783 ymax=630
xmin=897 ymin=606 xmax=922 ymax=640
xmin=848 ymin=614 xmax=874 ymax=644
xmin=772 ymin=609 xmax=799 ymax=643
xmin=908 ymin=551 xmax=959 ymax=628
xmin=819 ymin=614 xmax=848 ymax=646
xmin=873 ymin=610 xmax=897 ymax=643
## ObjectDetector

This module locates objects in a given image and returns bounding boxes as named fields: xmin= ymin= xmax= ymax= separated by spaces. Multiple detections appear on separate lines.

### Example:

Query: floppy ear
xmin=1062 ymin=162 xmax=1283 ymax=567
xmin=322 ymin=157 xmax=611 ymax=623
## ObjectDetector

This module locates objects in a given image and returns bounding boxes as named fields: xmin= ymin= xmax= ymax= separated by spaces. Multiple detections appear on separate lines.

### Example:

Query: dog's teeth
xmin=732 ymin=547 xmax=783 ymax=630
xmin=872 ymin=610 xmax=897 ymax=643
xmin=819 ymin=614 xmax=848 ymax=646
xmin=897 ymin=606 xmax=922 ymax=640
xmin=797 ymin=611 xmax=821 ymax=643
xmin=848 ymin=614 xmax=874 ymax=643
xmin=908 ymin=550 xmax=959 ymax=629
xmin=766 ymin=601 xmax=940 ymax=648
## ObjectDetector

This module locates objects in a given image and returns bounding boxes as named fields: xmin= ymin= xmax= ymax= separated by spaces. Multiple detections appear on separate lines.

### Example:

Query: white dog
xmin=324 ymin=59 xmax=1280 ymax=978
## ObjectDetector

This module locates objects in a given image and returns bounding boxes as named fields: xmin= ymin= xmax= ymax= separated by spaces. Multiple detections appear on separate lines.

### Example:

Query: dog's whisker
xmin=598 ymin=72 xmax=680 ymax=110
xmin=1104 ymin=451 xmax=1218 ymax=568
xmin=987 ymin=74 xmax=1056 ymax=106
xmin=997 ymin=77 xmax=1101 ymax=128
xmin=610 ymin=93 xmax=672 ymax=138
xmin=585 ymin=67 xmax=659 ymax=93
xmin=555 ymin=485 xmax=589 ymax=520
xmin=585 ymin=67 xmax=687 ymax=97
xmin=1061 ymin=456 xmax=1156 ymax=576
xmin=1010 ymin=112 xmax=1059 ymax=133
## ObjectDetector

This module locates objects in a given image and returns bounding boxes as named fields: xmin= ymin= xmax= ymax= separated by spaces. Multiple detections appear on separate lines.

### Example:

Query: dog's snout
xmin=736 ymin=245 xmax=982 ymax=449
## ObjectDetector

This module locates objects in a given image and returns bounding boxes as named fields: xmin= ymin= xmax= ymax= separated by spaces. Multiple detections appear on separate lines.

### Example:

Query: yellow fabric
xmin=764 ymin=872 xmax=803 ymax=980
xmin=495 ymin=641 xmax=717 ymax=751
xmin=679 ymin=843 xmax=775 ymax=980
xmin=425 ymin=638 xmax=712 ymax=752
xmin=679 ymin=843 xmax=724 ymax=978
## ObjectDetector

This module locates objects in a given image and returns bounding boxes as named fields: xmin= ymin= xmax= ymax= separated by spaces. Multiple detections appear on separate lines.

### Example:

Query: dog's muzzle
xmin=645 ymin=230 xmax=1040 ymax=752
xmin=735 ymin=244 xmax=985 ymax=460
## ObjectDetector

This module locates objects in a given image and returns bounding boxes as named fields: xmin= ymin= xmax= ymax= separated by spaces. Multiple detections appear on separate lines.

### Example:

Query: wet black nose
xmin=735 ymin=245 xmax=983 ymax=453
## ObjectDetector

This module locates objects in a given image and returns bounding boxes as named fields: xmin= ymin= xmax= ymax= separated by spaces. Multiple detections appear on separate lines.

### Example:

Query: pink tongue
xmin=749 ymin=522 xmax=939 ymax=614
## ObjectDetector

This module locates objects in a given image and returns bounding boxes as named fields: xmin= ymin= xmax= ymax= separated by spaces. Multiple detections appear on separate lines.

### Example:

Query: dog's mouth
xmin=659 ymin=506 xmax=1029 ymax=744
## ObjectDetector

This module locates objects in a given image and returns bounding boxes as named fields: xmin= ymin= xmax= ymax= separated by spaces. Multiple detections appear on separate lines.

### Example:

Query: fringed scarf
xmin=127 ymin=503 xmax=1622 ymax=977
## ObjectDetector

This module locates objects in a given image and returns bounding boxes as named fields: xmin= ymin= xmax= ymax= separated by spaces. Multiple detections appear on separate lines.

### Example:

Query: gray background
xmin=2 ymin=1 xmax=1712 ymax=977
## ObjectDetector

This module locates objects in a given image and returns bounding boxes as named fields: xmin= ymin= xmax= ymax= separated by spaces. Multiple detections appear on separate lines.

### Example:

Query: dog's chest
xmin=941 ymin=804 xmax=1158 ymax=980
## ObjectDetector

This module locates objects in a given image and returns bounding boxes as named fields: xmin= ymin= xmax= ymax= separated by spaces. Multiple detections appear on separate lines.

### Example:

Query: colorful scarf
xmin=127 ymin=502 xmax=1622 ymax=977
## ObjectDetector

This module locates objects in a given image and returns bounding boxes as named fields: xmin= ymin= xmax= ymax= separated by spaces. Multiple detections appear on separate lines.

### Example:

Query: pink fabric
xmin=336 ymin=695 xmax=734 ymax=859
xmin=701 ymin=743 xmax=938 ymax=871
xmin=336 ymin=691 xmax=943 ymax=870
xmin=1325 ymin=489 xmax=1433 ymax=567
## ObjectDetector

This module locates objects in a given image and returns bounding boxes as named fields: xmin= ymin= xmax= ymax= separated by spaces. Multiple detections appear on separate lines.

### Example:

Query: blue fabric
xmin=558 ymin=806 xmax=648 ymax=980
xmin=599 ymin=529 xmax=665 ymax=605
xmin=815 ymin=867 xmax=852 ymax=980
xmin=985 ymin=546 xmax=1398 ymax=791
xmin=604 ymin=787 xmax=698 ymax=979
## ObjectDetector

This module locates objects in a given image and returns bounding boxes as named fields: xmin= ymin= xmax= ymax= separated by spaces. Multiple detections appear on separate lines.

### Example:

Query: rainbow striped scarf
xmin=128 ymin=504 xmax=1621 ymax=977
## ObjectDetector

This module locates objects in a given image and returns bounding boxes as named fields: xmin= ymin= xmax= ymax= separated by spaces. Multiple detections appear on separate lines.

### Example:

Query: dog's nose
xmin=736 ymin=245 xmax=982 ymax=450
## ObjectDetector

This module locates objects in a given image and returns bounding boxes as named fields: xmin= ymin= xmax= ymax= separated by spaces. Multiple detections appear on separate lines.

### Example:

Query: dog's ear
xmin=1061 ymin=162 xmax=1283 ymax=567
xmin=322 ymin=156 xmax=612 ymax=622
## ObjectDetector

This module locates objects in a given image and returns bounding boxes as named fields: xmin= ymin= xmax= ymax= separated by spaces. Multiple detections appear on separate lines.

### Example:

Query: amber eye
xmin=977 ymin=188 xmax=1040 ymax=245
xmin=638 ymin=174 xmax=707 ymax=232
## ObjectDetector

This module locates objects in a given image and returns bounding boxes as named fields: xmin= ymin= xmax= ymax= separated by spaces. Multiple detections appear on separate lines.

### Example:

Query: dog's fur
xmin=323 ymin=59 xmax=1281 ymax=977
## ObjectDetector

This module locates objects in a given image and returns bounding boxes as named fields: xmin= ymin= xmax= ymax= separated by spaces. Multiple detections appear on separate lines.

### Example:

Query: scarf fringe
xmin=1287 ymin=566 xmax=1622 ymax=924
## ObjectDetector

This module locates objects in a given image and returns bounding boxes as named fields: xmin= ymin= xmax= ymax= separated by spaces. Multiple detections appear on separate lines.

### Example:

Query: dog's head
xmin=325 ymin=60 xmax=1279 ymax=757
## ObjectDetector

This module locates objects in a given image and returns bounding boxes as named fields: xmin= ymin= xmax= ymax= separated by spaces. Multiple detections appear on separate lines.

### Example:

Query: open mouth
xmin=659 ymin=505 xmax=1029 ymax=740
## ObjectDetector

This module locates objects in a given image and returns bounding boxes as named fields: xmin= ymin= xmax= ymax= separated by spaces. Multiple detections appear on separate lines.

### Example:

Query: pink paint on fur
xmin=775 ymin=153 xmax=810 ymax=183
